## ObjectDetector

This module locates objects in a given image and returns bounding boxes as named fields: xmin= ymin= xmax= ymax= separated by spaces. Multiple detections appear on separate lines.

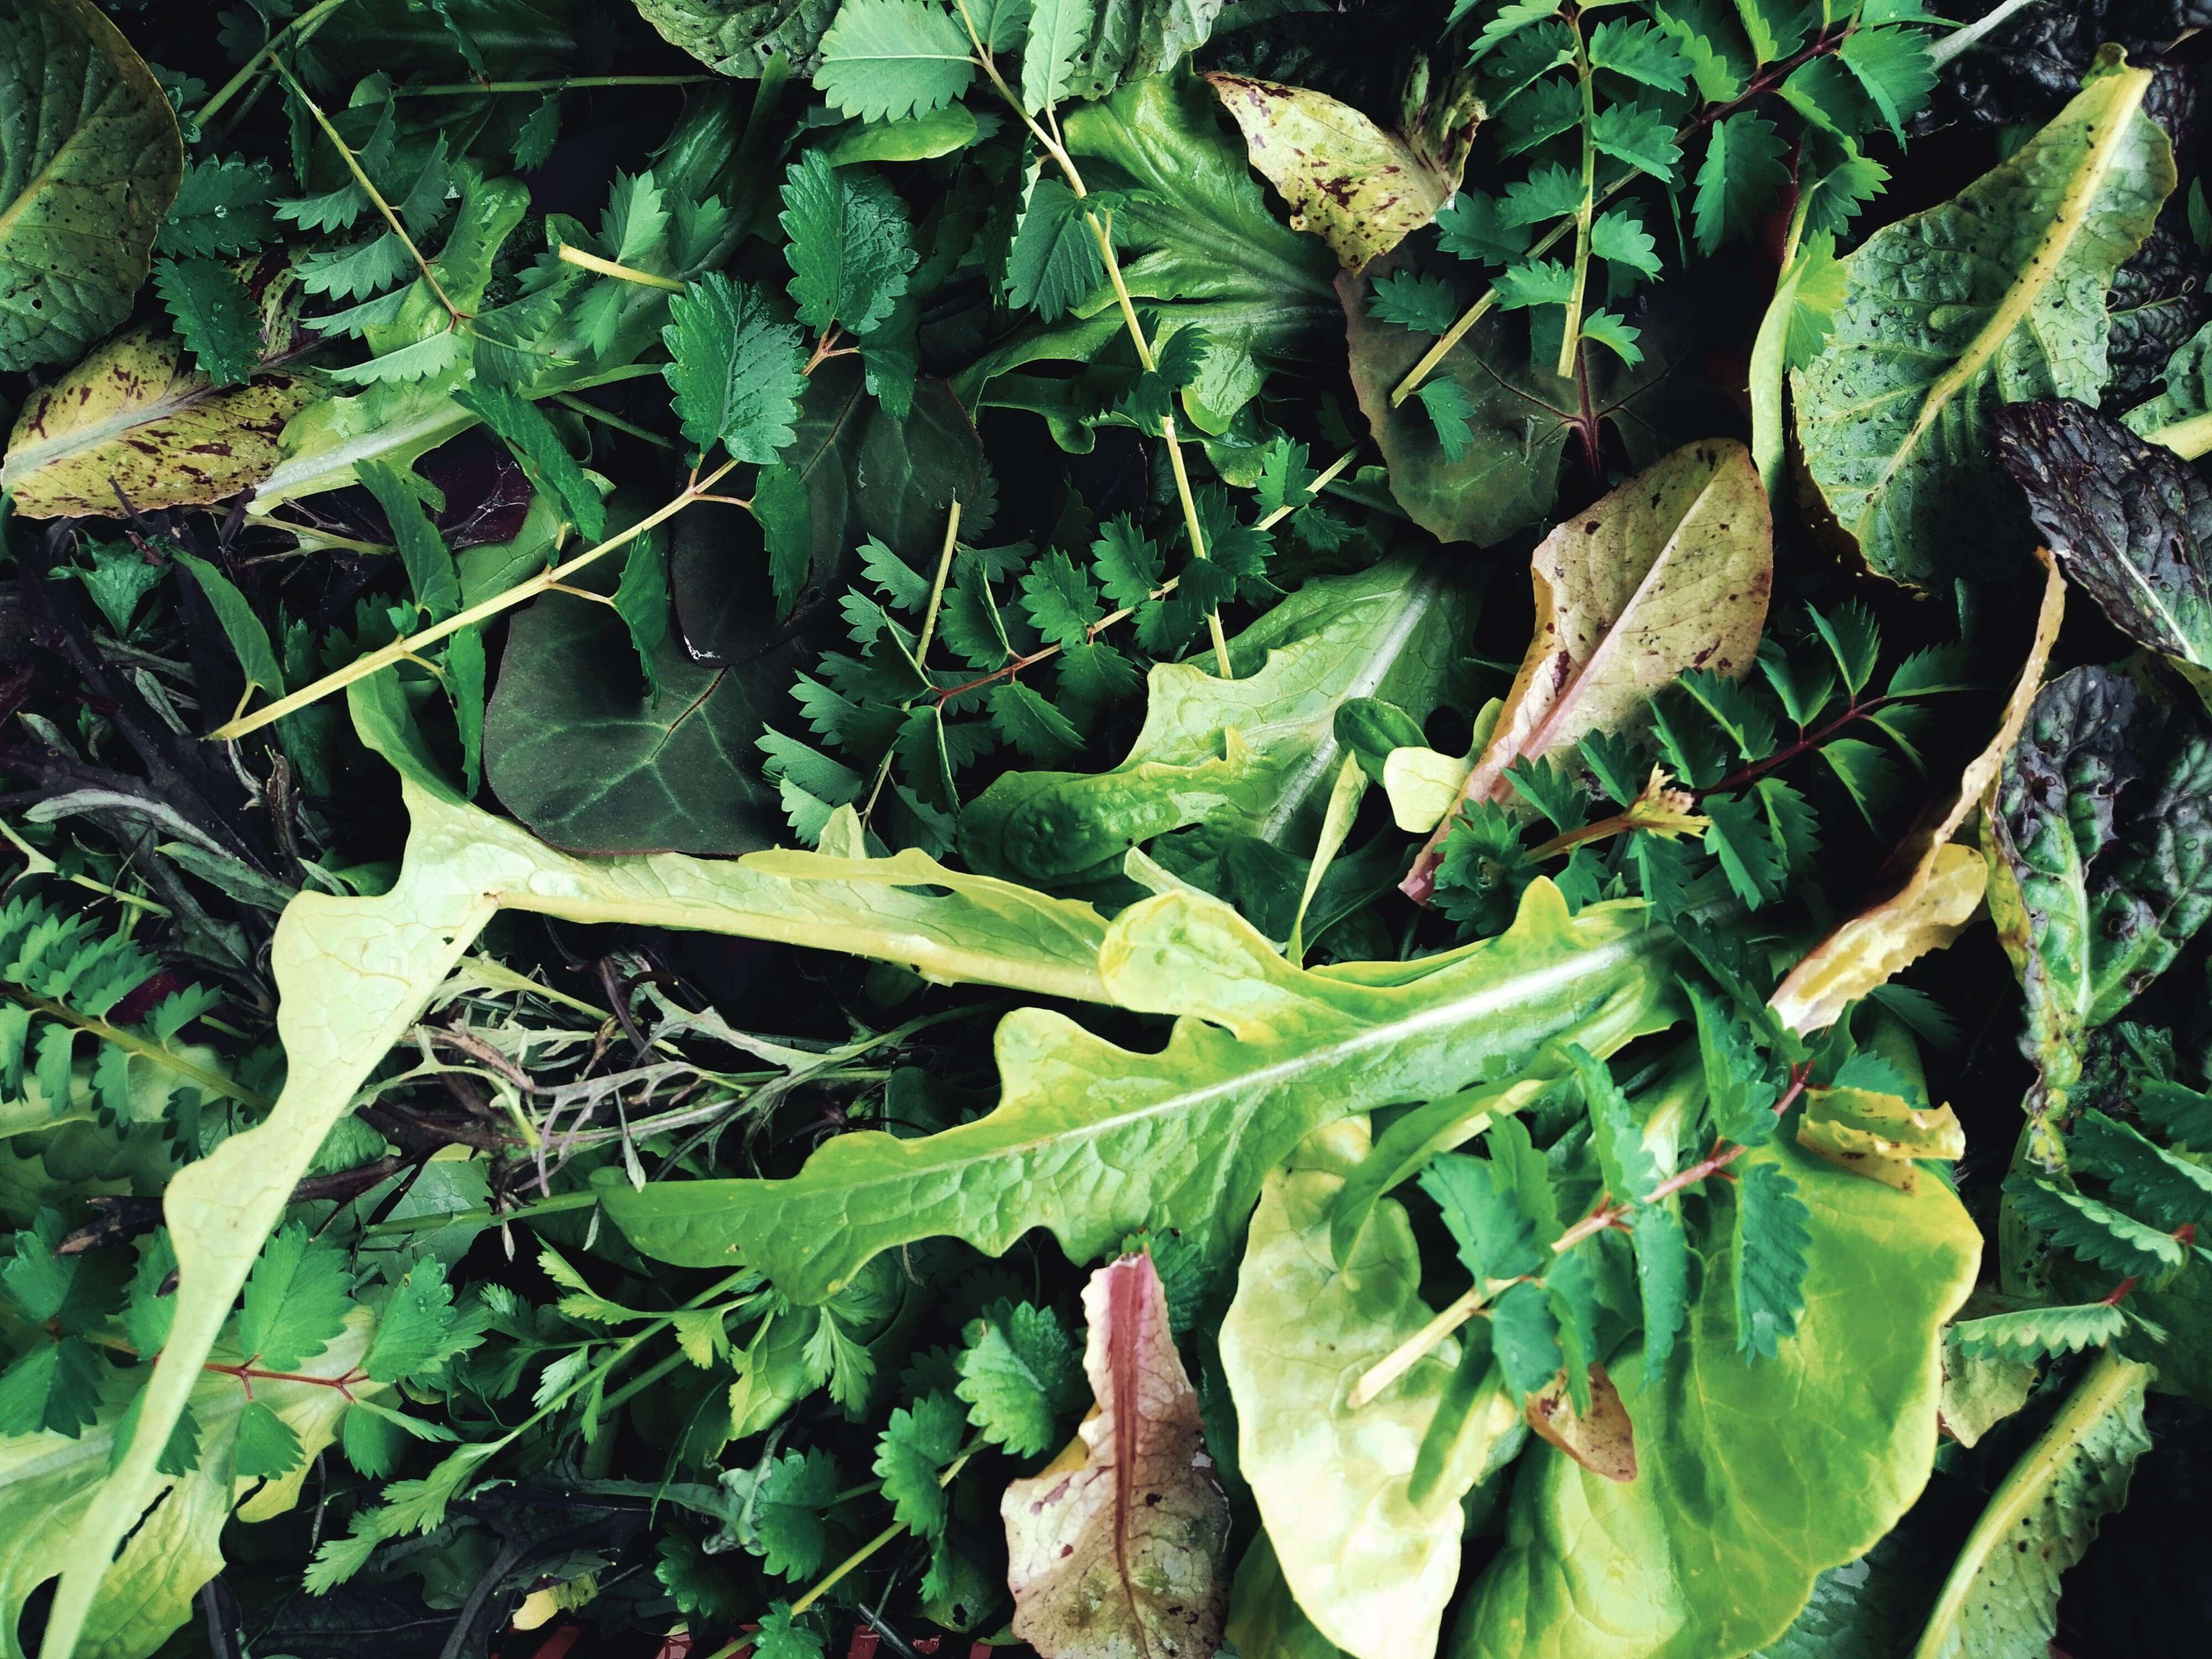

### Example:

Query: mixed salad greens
xmin=3 ymin=1 xmax=2211 ymax=1657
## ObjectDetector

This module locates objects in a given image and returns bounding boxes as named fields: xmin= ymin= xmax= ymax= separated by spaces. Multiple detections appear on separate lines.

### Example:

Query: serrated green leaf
xmin=2004 ymin=1175 xmax=2187 ymax=1280
xmin=237 ymin=1222 xmax=352 ymax=1372
xmin=153 ymin=257 xmax=258 ymax=388
xmin=814 ymin=0 xmax=977 ymax=123
xmin=780 ymin=151 xmax=917 ymax=336
xmin=1734 ymin=1161 xmax=1811 ymax=1358
xmin=662 ymin=272 xmax=807 ymax=462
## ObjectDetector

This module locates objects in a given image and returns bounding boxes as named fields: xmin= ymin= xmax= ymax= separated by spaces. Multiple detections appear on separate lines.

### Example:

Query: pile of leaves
xmin=4 ymin=1 xmax=2212 ymax=1656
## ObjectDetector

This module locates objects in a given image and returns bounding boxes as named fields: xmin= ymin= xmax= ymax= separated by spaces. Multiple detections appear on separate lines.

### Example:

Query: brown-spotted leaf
xmin=1206 ymin=72 xmax=1475 ymax=272
xmin=1523 ymin=1361 xmax=1637 ymax=1484
xmin=1003 ymin=1253 xmax=1231 ymax=1659
xmin=1769 ymin=550 xmax=2064 ymax=1034
xmin=1798 ymin=1086 xmax=1968 ymax=1192
xmin=1 ymin=326 xmax=314 ymax=518
xmin=1404 ymin=439 xmax=1772 ymax=900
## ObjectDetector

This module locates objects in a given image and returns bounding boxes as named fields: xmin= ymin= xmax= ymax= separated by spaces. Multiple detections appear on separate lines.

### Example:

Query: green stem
xmin=1556 ymin=11 xmax=1599 ymax=381
xmin=556 ymin=245 xmax=687 ymax=291
xmin=957 ymin=2 xmax=1234 ymax=679
xmin=270 ymin=58 xmax=465 ymax=325
xmin=2 ymin=988 xmax=268 ymax=1112
xmin=1748 ymin=187 xmax=1817 ymax=502
xmin=361 ymin=1188 xmax=598 ymax=1238
xmin=393 ymin=76 xmax=713 ymax=96
xmin=192 ymin=0 xmax=356 ymax=129
xmin=211 ymin=459 xmax=739 ymax=739
xmin=553 ymin=393 xmax=677 ymax=449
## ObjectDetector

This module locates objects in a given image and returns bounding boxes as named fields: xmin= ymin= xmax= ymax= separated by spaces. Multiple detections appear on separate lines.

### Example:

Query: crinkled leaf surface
xmin=602 ymin=879 xmax=1684 ymax=1299
xmin=1 ymin=328 xmax=314 ymax=519
xmin=1220 ymin=1134 xmax=1517 ymax=1659
xmin=1791 ymin=50 xmax=2173 ymax=589
xmin=1448 ymin=1134 xmax=1981 ymax=1659
xmin=1983 ymin=664 xmax=2212 ymax=1141
xmin=0 ymin=0 xmax=181 ymax=372
xmin=1206 ymin=73 xmax=1472 ymax=272
xmin=1405 ymin=439 xmax=1771 ymax=901
xmin=962 ymin=556 xmax=1468 ymax=886
xmin=1994 ymin=396 xmax=2212 ymax=706
xmin=1001 ymin=1253 xmax=1230 ymax=1659
xmin=635 ymin=0 xmax=839 ymax=76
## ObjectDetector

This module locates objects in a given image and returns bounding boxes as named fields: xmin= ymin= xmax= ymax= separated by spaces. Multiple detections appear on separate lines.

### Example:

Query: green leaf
xmin=1572 ymin=1045 xmax=1666 ymax=1204
xmin=1693 ymin=113 xmax=1790 ymax=257
xmin=1222 ymin=1133 xmax=1521 ymax=1659
xmin=754 ymin=1603 xmax=828 ymax=1659
xmin=1453 ymin=1136 xmax=1982 ymax=1658
xmin=0 ymin=1338 xmax=105 ymax=1438
xmin=3 ymin=1310 xmax=378 ymax=1659
xmin=1734 ymin=1161 xmax=1812 ymax=1358
xmin=358 ymin=460 xmax=460 ymax=622
xmin=1590 ymin=100 xmax=1681 ymax=182
xmin=634 ymin=0 xmax=843 ymax=76
xmin=363 ymin=1259 xmax=480 ymax=1385
xmin=1472 ymin=0 xmax=1566 ymax=62
xmin=455 ymin=384 xmax=607 ymax=541
xmin=1022 ymin=0 xmax=1096 ymax=114
xmin=1984 ymin=667 xmax=2212 ymax=1140
xmin=722 ymin=1447 xmax=840 ymax=1579
xmin=237 ymin=1222 xmax=352 ymax=1372
xmin=662 ymin=272 xmax=808 ymax=462
xmin=233 ymin=1400 xmax=305 ymax=1481
xmin=1793 ymin=55 xmax=2175 ymax=588
xmin=1005 ymin=175 xmax=1104 ymax=322
xmin=813 ymin=0 xmax=977 ymax=122
xmin=957 ymin=70 xmax=1337 ymax=433
xmin=780 ymin=151 xmax=917 ymax=336
xmin=1370 ymin=271 xmax=1462 ymax=335
xmin=2142 ymin=1078 xmax=2212 ymax=1152
xmin=0 ymin=0 xmax=182 ymax=371
xmin=1423 ymin=1119 xmax=1560 ymax=1285
xmin=1910 ymin=1354 xmax=2149 ymax=1659
xmin=956 ymin=1300 xmax=1086 ymax=1456
xmin=157 ymin=156 xmax=277 ymax=258
xmin=152 ymin=257 xmax=258 ymax=388
xmin=603 ymin=878 xmax=1686 ymax=1298
xmin=2071 ymin=1108 xmax=2212 ymax=1230
xmin=1836 ymin=25 xmax=1935 ymax=141
xmin=1950 ymin=1302 xmax=2130 ymax=1361
xmin=1342 ymin=269 xmax=1703 ymax=547
xmin=1590 ymin=18 xmax=1691 ymax=90
xmin=2004 ymin=1175 xmax=2187 ymax=1280
xmin=874 ymin=1389 xmax=965 ymax=1537
xmin=963 ymin=557 xmax=1467 ymax=885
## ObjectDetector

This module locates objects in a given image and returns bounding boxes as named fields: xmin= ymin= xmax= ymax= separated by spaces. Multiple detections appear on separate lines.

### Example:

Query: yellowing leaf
xmin=1 ymin=327 xmax=315 ymax=519
xmin=1406 ymin=439 xmax=1772 ymax=900
xmin=1003 ymin=1253 xmax=1231 ymax=1659
xmin=1769 ymin=550 xmax=2063 ymax=1033
xmin=1222 ymin=1145 xmax=1519 ymax=1659
xmin=1206 ymin=72 xmax=1477 ymax=272
xmin=1798 ymin=1086 xmax=1967 ymax=1192
xmin=0 ymin=0 xmax=182 ymax=372
xmin=1524 ymin=1362 xmax=1637 ymax=1484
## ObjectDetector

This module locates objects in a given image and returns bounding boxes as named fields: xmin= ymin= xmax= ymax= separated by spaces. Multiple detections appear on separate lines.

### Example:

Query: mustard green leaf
xmin=1448 ymin=1134 xmax=1980 ymax=1659
xmin=602 ymin=878 xmax=1684 ymax=1298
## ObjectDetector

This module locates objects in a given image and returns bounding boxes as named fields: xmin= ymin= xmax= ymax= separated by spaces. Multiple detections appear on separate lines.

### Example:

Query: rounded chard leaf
xmin=0 ymin=0 xmax=182 ymax=372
